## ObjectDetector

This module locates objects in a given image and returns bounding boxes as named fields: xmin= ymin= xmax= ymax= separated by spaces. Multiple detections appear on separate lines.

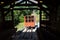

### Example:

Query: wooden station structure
xmin=0 ymin=0 xmax=59 ymax=40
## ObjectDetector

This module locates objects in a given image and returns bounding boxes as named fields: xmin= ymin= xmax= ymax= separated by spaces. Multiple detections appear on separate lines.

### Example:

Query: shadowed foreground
xmin=12 ymin=27 xmax=39 ymax=40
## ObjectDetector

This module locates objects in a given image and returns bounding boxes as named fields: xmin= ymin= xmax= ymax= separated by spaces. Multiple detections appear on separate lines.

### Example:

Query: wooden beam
xmin=4 ymin=8 xmax=39 ymax=10
xmin=15 ymin=4 xmax=38 ymax=6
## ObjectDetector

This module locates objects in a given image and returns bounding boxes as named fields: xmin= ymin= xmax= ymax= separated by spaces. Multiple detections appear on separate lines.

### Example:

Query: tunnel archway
xmin=0 ymin=0 xmax=57 ymax=40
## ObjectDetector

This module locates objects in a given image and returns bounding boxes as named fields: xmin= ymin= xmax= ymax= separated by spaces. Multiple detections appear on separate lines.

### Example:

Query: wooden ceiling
xmin=0 ymin=0 xmax=59 ymax=7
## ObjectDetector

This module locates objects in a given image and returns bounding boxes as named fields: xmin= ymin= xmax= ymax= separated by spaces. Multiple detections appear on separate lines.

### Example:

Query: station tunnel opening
xmin=13 ymin=9 xmax=40 ymax=32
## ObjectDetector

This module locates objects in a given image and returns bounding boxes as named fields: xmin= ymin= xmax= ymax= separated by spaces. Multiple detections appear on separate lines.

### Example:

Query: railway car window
xmin=26 ymin=20 xmax=28 ymax=22
xmin=25 ymin=16 xmax=28 ymax=19
xmin=29 ymin=16 xmax=31 ymax=19
xmin=29 ymin=20 xmax=31 ymax=22
xmin=32 ymin=20 xmax=34 ymax=22
xmin=31 ymin=16 xmax=34 ymax=22
xmin=31 ymin=16 xmax=34 ymax=18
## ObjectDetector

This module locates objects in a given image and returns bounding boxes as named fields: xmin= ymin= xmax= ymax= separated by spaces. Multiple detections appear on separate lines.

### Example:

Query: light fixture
xmin=1 ymin=2 xmax=4 ymax=4
xmin=40 ymin=1 xmax=43 ymax=3
xmin=10 ymin=8 xmax=13 ymax=10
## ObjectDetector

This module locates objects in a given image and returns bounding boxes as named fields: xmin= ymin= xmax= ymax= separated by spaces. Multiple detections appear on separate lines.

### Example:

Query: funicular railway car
xmin=24 ymin=15 xmax=35 ymax=28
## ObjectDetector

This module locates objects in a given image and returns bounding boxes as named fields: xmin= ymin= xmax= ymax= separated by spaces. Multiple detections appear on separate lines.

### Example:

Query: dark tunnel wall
xmin=37 ymin=1 xmax=57 ymax=40
xmin=37 ymin=1 xmax=60 ymax=40
xmin=57 ymin=5 xmax=60 ymax=39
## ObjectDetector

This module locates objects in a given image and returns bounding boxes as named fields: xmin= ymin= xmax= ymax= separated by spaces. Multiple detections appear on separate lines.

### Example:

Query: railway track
xmin=12 ymin=27 xmax=38 ymax=40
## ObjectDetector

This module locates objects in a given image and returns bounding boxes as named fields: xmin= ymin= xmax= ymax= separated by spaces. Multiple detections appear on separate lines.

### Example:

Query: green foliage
xmin=35 ymin=10 xmax=40 ymax=14
xmin=15 ymin=22 xmax=24 ymax=31
xmin=19 ymin=14 xmax=24 ymax=23
xmin=20 ymin=10 xmax=33 ymax=16
xmin=41 ymin=11 xmax=47 ymax=20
